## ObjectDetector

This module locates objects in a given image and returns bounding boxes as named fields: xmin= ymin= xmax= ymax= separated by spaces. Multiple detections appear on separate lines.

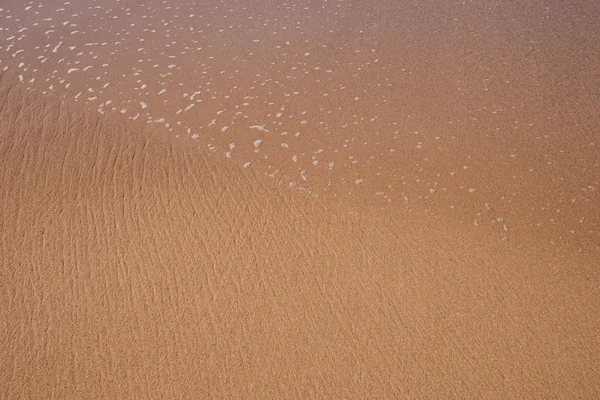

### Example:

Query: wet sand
xmin=1 ymin=0 xmax=600 ymax=398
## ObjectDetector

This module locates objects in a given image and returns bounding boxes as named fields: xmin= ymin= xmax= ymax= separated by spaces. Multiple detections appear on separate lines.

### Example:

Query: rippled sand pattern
xmin=2 ymin=80 xmax=599 ymax=398
xmin=1 ymin=0 xmax=600 ymax=398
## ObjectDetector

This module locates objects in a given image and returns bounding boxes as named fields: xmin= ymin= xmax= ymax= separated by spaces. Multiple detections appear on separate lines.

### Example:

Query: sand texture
xmin=1 ymin=0 xmax=600 ymax=398
xmin=1 ymin=81 xmax=599 ymax=399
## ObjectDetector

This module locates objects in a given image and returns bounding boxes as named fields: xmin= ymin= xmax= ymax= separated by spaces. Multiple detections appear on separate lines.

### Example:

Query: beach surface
xmin=1 ymin=0 xmax=599 ymax=398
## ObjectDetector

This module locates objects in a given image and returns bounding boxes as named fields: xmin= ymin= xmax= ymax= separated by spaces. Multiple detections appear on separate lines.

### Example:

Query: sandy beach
xmin=1 ymin=0 xmax=599 ymax=398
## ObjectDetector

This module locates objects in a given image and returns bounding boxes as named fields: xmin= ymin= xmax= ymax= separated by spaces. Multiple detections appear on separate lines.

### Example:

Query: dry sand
xmin=1 ymin=0 xmax=600 ymax=398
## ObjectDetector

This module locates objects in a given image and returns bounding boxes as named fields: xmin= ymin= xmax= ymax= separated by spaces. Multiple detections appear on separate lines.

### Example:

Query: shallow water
xmin=4 ymin=0 xmax=599 ymax=252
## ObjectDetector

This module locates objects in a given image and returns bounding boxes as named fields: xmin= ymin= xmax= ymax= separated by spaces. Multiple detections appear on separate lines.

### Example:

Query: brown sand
xmin=2 ymin=0 xmax=600 ymax=397
xmin=1 ymin=81 xmax=599 ymax=398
